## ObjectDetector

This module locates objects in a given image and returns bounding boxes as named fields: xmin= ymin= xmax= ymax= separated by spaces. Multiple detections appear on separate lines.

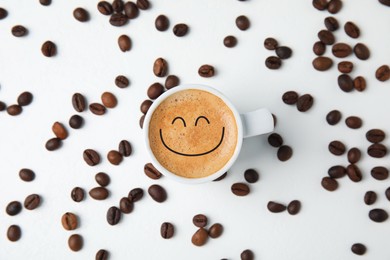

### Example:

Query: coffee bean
xmin=112 ymin=0 xmax=124 ymax=12
xmin=11 ymin=25 xmax=28 ymax=37
xmin=312 ymin=57 xmax=333 ymax=71
xmin=24 ymin=194 xmax=41 ymax=210
xmin=338 ymin=61 xmax=353 ymax=73
xmin=107 ymin=206 xmax=121 ymax=225
xmin=366 ymin=129 xmax=385 ymax=143
xmin=7 ymin=225 xmax=21 ymax=242
xmin=101 ymin=92 xmax=117 ymax=108
xmin=73 ymin=7 xmax=89 ymax=22
xmin=137 ymin=0 xmax=150 ymax=10
xmin=277 ymin=145 xmax=293 ymax=161
xmin=19 ymin=168 xmax=35 ymax=182
xmin=69 ymin=115 xmax=84 ymax=129
xmin=72 ymin=93 xmax=86 ymax=112
xmin=83 ymin=149 xmax=101 ymax=166
xmin=332 ymin=43 xmax=352 ymax=58
xmin=95 ymin=172 xmax=110 ymax=187
xmin=148 ymin=184 xmax=167 ymax=203
xmin=353 ymin=43 xmax=370 ymax=60
xmin=193 ymin=214 xmax=208 ymax=228
xmin=344 ymin=21 xmax=360 ymax=39
xmin=191 ymin=228 xmax=208 ymax=246
xmin=321 ymin=177 xmax=338 ymax=191
xmin=124 ymin=1 xmax=139 ymax=19
xmin=326 ymin=110 xmax=342 ymax=125
xmin=351 ymin=243 xmax=366 ymax=255
xmin=265 ymin=56 xmax=282 ymax=69
xmin=128 ymin=188 xmax=144 ymax=202
xmin=115 ymin=75 xmax=129 ymax=88
xmin=0 ymin=8 xmax=7 ymax=19
xmin=224 ymin=35 xmax=237 ymax=48
xmin=297 ymin=94 xmax=314 ymax=112
xmin=109 ymin=13 xmax=128 ymax=27
xmin=338 ymin=74 xmax=354 ymax=92
xmin=139 ymin=115 xmax=145 ymax=129
xmin=161 ymin=222 xmax=174 ymax=239
xmin=347 ymin=164 xmax=362 ymax=182
xmin=369 ymin=208 xmax=388 ymax=222
xmin=276 ymin=46 xmax=292 ymax=59
xmin=312 ymin=0 xmax=328 ymax=10
xmin=353 ymin=76 xmax=366 ymax=92
xmin=107 ymin=150 xmax=123 ymax=165
xmin=213 ymin=172 xmax=227 ymax=181
xmin=89 ymin=103 xmax=106 ymax=115
xmin=71 ymin=187 xmax=85 ymax=202
xmin=198 ymin=64 xmax=215 ymax=77
xmin=173 ymin=23 xmax=188 ymax=37
xmin=268 ymin=133 xmax=283 ymax=148
xmin=118 ymin=140 xmax=132 ymax=157
xmin=45 ymin=138 xmax=62 ymax=151
xmin=41 ymin=41 xmax=56 ymax=57
xmin=236 ymin=15 xmax=250 ymax=30
xmin=267 ymin=201 xmax=286 ymax=213
xmin=328 ymin=0 xmax=342 ymax=13
xmin=241 ymin=249 xmax=254 ymax=260
xmin=208 ymin=223 xmax=223 ymax=238
xmin=328 ymin=165 xmax=346 ymax=178
xmin=347 ymin=148 xmax=361 ymax=164
xmin=345 ymin=116 xmax=362 ymax=129
xmin=96 ymin=249 xmax=109 ymax=260
xmin=61 ymin=212 xmax=78 ymax=230
xmin=313 ymin=41 xmax=326 ymax=56
xmin=89 ymin=187 xmax=109 ymax=200
xmin=119 ymin=197 xmax=133 ymax=214
xmin=318 ymin=30 xmax=335 ymax=45
xmin=147 ymin=82 xmax=164 ymax=99
xmin=97 ymin=1 xmax=113 ymax=15
xmin=7 ymin=104 xmax=22 ymax=116
xmin=6 ymin=201 xmax=22 ymax=216
xmin=282 ymin=91 xmax=298 ymax=105
xmin=231 ymin=183 xmax=250 ymax=196
xmin=118 ymin=35 xmax=131 ymax=52
xmin=379 ymin=0 xmax=390 ymax=6
xmin=155 ymin=15 xmax=169 ymax=31
xmin=68 ymin=234 xmax=83 ymax=251
xmin=386 ymin=187 xmax=390 ymax=201
xmin=153 ymin=58 xmax=168 ymax=77
xmin=371 ymin=166 xmax=388 ymax=180
xmin=165 ymin=75 xmax=180 ymax=89
xmin=324 ymin=16 xmax=339 ymax=31
xmin=0 ymin=101 xmax=6 ymax=111
xmin=376 ymin=65 xmax=390 ymax=82
xmin=39 ymin=0 xmax=51 ymax=5
xmin=144 ymin=163 xmax=162 ymax=180
xmin=264 ymin=37 xmax=278 ymax=50
xmin=244 ymin=169 xmax=259 ymax=183
xmin=364 ymin=191 xmax=377 ymax=205
xmin=17 ymin=91 xmax=33 ymax=106
xmin=52 ymin=122 xmax=68 ymax=140
xmin=287 ymin=200 xmax=301 ymax=215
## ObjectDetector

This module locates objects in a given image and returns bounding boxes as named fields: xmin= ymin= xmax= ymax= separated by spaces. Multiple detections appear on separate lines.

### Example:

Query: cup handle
xmin=240 ymin=108 xmax=274 ymax=138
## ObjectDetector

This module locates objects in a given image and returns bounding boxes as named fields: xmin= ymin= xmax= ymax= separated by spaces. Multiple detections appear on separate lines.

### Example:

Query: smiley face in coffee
xmin=149 ymin=89 xmax=238 ymax=178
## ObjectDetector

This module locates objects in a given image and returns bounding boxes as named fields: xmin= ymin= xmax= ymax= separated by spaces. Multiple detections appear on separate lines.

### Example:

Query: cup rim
xmin=143 ymin=84 xmax=243 ymax=184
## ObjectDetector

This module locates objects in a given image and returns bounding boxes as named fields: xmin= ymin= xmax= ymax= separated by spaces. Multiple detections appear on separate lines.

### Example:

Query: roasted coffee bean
xmin=7 ymin=225 xmax=21 ymax=242
xmin=312 ymin=0 xmax=328 ymax=10
xmin=119 ymin=197 xmax=133 ymax=214
xmin=321 ymin=177 xmax=338 ymax=191
xmin=40 ymin=0 xmax=51 ymax=6
xmin=244 ymin=169 xmax=259 ymax=183
xmin=139 ymin=115 xmax=145 ymax=129
xmin=328 ymin=165 xmax=346 ymax=178
xmin=369 ymin=208 xmax=388 ymax=222
xmin=61 ymin=212 xmax=78 ymax=230
xmin=11 ymin=25 xmax=28 ymax=37
xmin=19 ymin=168 xmax=35 ymax=182
xmin=109 ymin=13 xmax=128 ymax=27
xmin=89 ymin=103 xmax=106 ymax=115
xmin=115 ymin=75 xmax=129 ymax=88
xmin=324 ymin=16 xmax=339 ymax=31
xmin=128 ymin=188 xmax=144 ymax=202
xmin=89 ymin=187 xmax=109 ymax=200
xmin=277 ymin=145 xmax=293 ymax=161
xmin=173 ymin=23 xmax=188 ymax=37
xmin=112 ymin=0 xmax=124 ymax=12
xmin=376 ymin=65 xmax=390 ymax=82
xmin=69 ymin=115 xmax=84 ymax=129
xmin=198 ymin=64 xmax=215 ymax=77
xmin=96 ymin=249 xmax=109 ymax=260
xmin=371 ymin=166 xmax=388 ymax=180
xmin=338 ymin=61 xmax=353 ymax=73
xmin=68 ymin=234 xmax=83 ymax=251
xmin=268 ymin=133 xmax=283 ymax=147
xmin=312 ymin=56 xmax=333 ymax=71
xmin=264 ymin=37 xmax=278 ymax=50
xmin=386 ymin=187 xmax=390 ymax=201
xmin=241 ymin=249 xmax=254 ymax=260
xmin=118 ymin=140 xmax=132 ymax=157
xmin=45 ymin=138 xmax=62 ymax=151
xmin=236 ymin=15 xmax=250 ymax=30
xmin=0 ymin=101 xmax=6 ymax=111
xmin=208 ymin=223 xmax=223 ymax=238
xmin=347 ymin=164 xmax=362 ymax=182
xmin=313 ymin=41 xmax=326 ymax=56
xmin=7 ymin=104 xmax=22 ymax=116
xmin=52 ymin=122 xmax=68 ymax=140
xmin=191 ymin=228 xmax=208 ymax=246
xmin=353 ymin=43 xmax=370 ymax=60
xmin=137 ymin=0 xmax=150 ymax=10
xmin=97 ymin=1 xmax=113 ymax=15
xmin=161 ymin=222 xmax=174 ymax=239
xmin=344 ymin=21 xmax=360 ymax=39
xmin=71 ymin=187 xmax=85 ymax=202
xmin=282 ymin=91 xmax=298 ymax=105
xmin=379 ymin=0 xmax=390 ymax=6
xmin=41 ymin=41 xmax=56 ymax=57
xmin=328 ymin=0 xmax=342 ymax=13
xmin=101 ymin=92 xmax=117 ymax=108
xmin=147 ymin=82 xmax=164 ymax=99
xmin=124 ymin=1 xmax=139 ymax=19
xmin=155 ymin=15 xmax=169 ymax=31
xmin=0 ymin=8 xmax=7 ymax=19
xmin=351 ymin=243 xmax=366 ymax=255
xmin=297 ymin=94 xmax=314 ymax=112
xmin=193 ymin=214 xmax=208 ymax=228
xmin=276 ymin=46 xmax=292 ymax=59
xmin=95 ymin=172 xmax=110 ymax=187
xmin=347 ymin=148 xmax=361 ymax=164
xmin=24 ymin=194 xmax=41 ymax=210
xmin=107 ymin=150 xmax=123 ymax=165
xmin=83 ymin=149 xmax=100 ymax=166
xmin=366 ymin=129 xmax=385 ymax=143
xmin=144 ymin=163 xmax=162 ymax=180
xmin=326 ymin=110 xmax=342 ymax=125
xmin=318 ymin=30 xmax=335 ymax=45
xmin=17 ymin=92 xmax=33 ymax=106
xmin=72 ymin=93 xmax=86 ymax=112
xmin=345 ymin=116 xmax=362 ymax=129
xmin=332 ymin=43 xmax=352 ymax=58
xmin=338 ymin=74 xmax=354 ymax=92
xmin=231 ymin=183 xmax=250 ymax=196
xmin=364 ymin=191 xmax=377 ymax=205
xmin=148 ymin=184 xmax=167 ymax=203
xmin=6 ymin=201 xmax=22 ymax=216
xmin=267 ymin=201 xmax=286 ymax=213
xmin=165 ymin=75 xmax=180 ymax=89
xmin=153 ymin=58 xmax=168 ymax=77
xmin=353 ymin=76 xmax=366 ymax=92
xmin=265 ymin=56 xmax=282 ymax=70
xmin=213 ymin=172 xmax=227 ymax=181
xmin=118 ymin=35 xmax=131 ymax=52
xmin=73 ymin=7 xmax=89 ymax=22
xmin=107 ymin=206 xmax=121 ymax=225
xmin=224 ymin=35 xmax=237 ymax=48
xmin=287 ymin=200 xmax=301 ymax=215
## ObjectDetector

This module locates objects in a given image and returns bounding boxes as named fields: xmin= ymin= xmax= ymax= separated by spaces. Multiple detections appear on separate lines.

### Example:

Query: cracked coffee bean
xmin=72 ymin=93 xmax=86 ymax=112
xmin=61 ymin=212 xmax=78 ymax=230
xmin=83 ymin=149 xmax=101 ymax=166
xmin=144 ymin=163 xmax=162 ymax=180
xmin=160 ymin=222 xmax=174 ymax=239
xmin=107 ymin=206 xmax=121 ymax=225
xmin=41 ymin=41 xmax=56 ymax=57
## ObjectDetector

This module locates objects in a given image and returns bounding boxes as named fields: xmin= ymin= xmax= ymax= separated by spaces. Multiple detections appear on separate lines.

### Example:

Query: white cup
xmin=144 ymin=84 xmax=274 ymax=184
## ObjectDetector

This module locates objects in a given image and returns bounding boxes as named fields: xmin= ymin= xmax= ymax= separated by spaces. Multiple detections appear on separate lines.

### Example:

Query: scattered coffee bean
xmin=128 ymin=188 xmax=144 ymax=202
xmin=268 ymin=133 xmax=283 ymax=148
xmin=198 ymin=64 xmax=215 ymax=77
xmin=109 ymin=13 xmax=128 ymax=27
xmin=137 ymin=0 xmax=150 ymax=10
xmin=287 ymin=200 xmax=301 ymax=215
xmin=96 ymin=249 xmax=110 ymax=260
xmin=144 ymin=163 xmax=162 ymax=180
xmin=140 ymin=115 xmax=145 ymax=129
xmin=351 ymin=243 xmax=366 ymax=255
xmin=369 ymin=208 xmax=388 ymax=222
xmin=213 ymin=172 xmax=227 ymax=181
xmin=173 ymin=23 xmax=188 ymax=37
xmin=312 ymin=0 xmax=328 ymax=11
xmin=17 ymin=92 xmax=33 ymax=107
xmin=231 ymin=183 xmax=250 ymax=196
xmin=267 ymin=201 xmax=286 ymax=213
xmin=236 ymin=15 xmax=250 ymax=30
xmin=386 ymin=187 xmax=390 ymax=201
xmin=366 ymin=129 xmax=385 ymax=143
xmin=297 ymin=94 xmax=314 ymax=112
xmin=71 ymin=187 xmax=85 ymax=202
xmin=326 ymin=110 xmax=342 ymax=125
xmin=147 ymin=82 xmax=164 ymax=99
xmin=328 ymin=165 xmax=346 ymax=178
xmin=332 ymin=43 xmax=352 ymax=58
xmin=45 ymin=138 xmax=62 ymax=151
xmin=153 ymin=58 xmax=168 ymax=77
xmin=101 ymin=92 xmax=117 ymax=108
xmin=376 ymin=65 xmax=390 ymax=82
xmin=327 ymin=0 xmax=342 ymax=14
xmin=276 ymin=46 xmax=292 ymax=59
xmin=19 ymin=168 xmax=35 ymax=182
xmin=208 ymin=223 xmax=223 ymax=238
xmin=6 ymin=201 xmax=22 ymax=216
xmin=140 ymin=100 xmax=153 ymax=114
xmin=379 ymin=0 xmax=390 ymax=6
xmin=119 ymin=197 xmax=133 ymax=214
xmin=277 ymin=145 xmax=293 ymax=161
xmin=224 ymin=35 xmax=237 ymax=48
xmin=73 ymin=7 xmax=89 ymax=22
xmin=345 ymin=116 xmax=362 ymax=129
xmin=72 ymin=93 xmax=86 ymax=112
xmin=347 ymin=148 xmax=361 ymax=164
xmin=165 ymin=75 xmax=180 ymax=89
xmin=40 ymin=0 xmax=51 ymax=6
xmin=312 ymin=56 xmax=333 ymax=71
xmin=118 ymin=35 xmax=131 ymax=52
xmin=52 ymin=122 xmax=68 ymax=140
xmin=148 ymin=184 xmax=167 ymax=203
xmin=353 ymin=76 xmax=366 ymax=92
xmin=89 ymin=103 xmax=106 ymax=115
xmin=338 ymin=61 xmax=353 ymax=73
xmin=264 ymin=37 xmax=278 ymax=50
xmin=112 ymin=0 xmax=124 ymax=12
xmin=61 ymin=212 xmax=78 ymax=230
xmin=321 ymin=177 xmax=338 ymax=191
xmin=160 ymin=222 xmax=174 ymax=239
xmin=244 ymin=169 xmax=259 ymax=183
xmin=353 ymin=43 xmax=370 ymax=60
xmin=0 ymin=8 xmax=7 ymax=19
xmin=24 ymin=194 xmax=41 ymax=210
xmin=318 ymin=30 xmax=335 ymax=45
xmin=282 ymin=91 xmax=299 ymax=105
xmin=7 ymin=104 xmax=22 ymax=116
xmin=69 ymin=115 xmax=84 ymax=129
xmin=41 ymin=41 xmax=56 ymax=57
xmin=313 ymin=41 xmax=326 ymax=56
xmin=124 ymin=1 xmax=139 ymax=19
xmin=97 ymin=1 xmax=113 ymax=15
xmin=241 ymin=249 xmax=254 ymax=260
xmin=193 ymin=214 xmax=208 ymax=228
xmin=83 ymin=149 xmax=101 ymax=166
xmin=68 ymin=234 xmax=83 ymax=251
xmin=371 ymin=166 xmax=388 ymax=180
xmin=118 ymin=140 xmax=132 ymax=157
xmin=7 ymin=225 xmax=21 ymax=242
xmin=115 ymin=75 xmax=129 ymax=88
xmin=0 ymin=101 xmax=6 ymax=111
xmin=347 ymin=164 xmax=362 ymax=182
xmin=367 ymin=143 xmax=387 ymax=158
xmin=265 ymin=56 xmax=282 ymax=69
xmin=324 ymin=16 xmax=339 ymax=31
xmin=155 ymin=15 xmax=169 ymax=31
xmin=107 ymin=206 xmax=121 ymax=225
xmin=89 ymin=187 xmax=109 ymax=200
xmin=191 ymin=228 xmax=208 ymax=246
xmin=107 ymin=150 xmax=123 ymax=165
xmin=11 ymin=25 xmax=28 ymax=37
xmin=364 ymin=191 xmax=377 ymax=205
xmin=344 ymin=21 xmax=360 ymax=39
xmin=94 ymin=172 xmax=110 ymax=187
xmin=338 ymin=74 xmax=354 ymax=92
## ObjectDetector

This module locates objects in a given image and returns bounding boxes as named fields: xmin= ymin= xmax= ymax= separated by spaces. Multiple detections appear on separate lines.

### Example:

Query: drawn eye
xmin=195 ymin=116 xmax=210 ymax=126
xmin=172 ymin=116 xmax=186 ymax=127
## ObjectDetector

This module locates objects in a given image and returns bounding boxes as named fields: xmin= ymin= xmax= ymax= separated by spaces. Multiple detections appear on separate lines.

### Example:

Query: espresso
xmin=149 ymin=89 xmax=238 ymax=178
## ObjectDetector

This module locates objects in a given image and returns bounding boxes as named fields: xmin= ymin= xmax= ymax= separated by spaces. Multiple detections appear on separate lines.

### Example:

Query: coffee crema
xmin=149 ymin=89 xmax=238 ymax=178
